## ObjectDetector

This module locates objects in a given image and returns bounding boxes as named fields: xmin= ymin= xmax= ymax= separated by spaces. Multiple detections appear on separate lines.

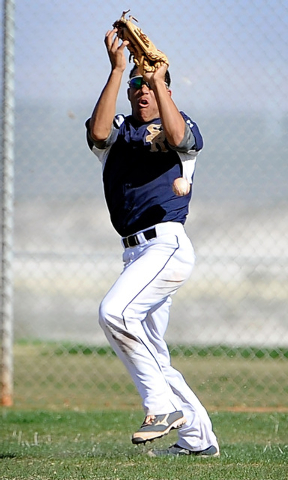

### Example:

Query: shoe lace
xmin=142 ymin=415 xmax=156 ymax=426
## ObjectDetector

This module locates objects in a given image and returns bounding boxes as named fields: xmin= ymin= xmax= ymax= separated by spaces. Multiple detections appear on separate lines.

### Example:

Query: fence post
xmin=1 ymin=0 xmax=16 ymax=407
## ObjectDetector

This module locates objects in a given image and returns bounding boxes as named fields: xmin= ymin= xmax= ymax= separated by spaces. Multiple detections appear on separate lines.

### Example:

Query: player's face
xmin=127 ymin=70 xmax=161 ymax=122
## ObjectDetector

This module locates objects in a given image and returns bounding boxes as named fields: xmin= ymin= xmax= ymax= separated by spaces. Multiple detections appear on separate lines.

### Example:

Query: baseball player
xmin=85 ymin=27 xmax=219 ymax=457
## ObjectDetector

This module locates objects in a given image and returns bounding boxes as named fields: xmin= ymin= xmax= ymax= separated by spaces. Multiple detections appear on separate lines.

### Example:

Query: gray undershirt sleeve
xmin=169 ymin=123 xmax=196 ymax=152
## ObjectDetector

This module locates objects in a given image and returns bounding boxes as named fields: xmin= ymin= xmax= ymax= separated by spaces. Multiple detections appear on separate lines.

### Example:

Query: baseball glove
xmin=113 ymin=10 xmax=169 ymax=75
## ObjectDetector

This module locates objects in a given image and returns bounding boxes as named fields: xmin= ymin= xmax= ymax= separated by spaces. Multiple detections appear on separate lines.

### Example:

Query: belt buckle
xmin=125 ymin=234 xmax=140 ymax=248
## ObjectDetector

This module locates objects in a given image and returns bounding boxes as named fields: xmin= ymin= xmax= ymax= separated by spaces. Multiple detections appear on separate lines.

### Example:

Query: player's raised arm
xmin=89 ymin=29 xmax=128 ymax=142
xmin=144 ymin=66 xmax=186 ymax=148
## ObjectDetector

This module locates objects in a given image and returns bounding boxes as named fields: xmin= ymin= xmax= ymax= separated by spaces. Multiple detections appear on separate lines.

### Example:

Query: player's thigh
xmin=109 ymin=237 xmax=192 ymax=320
xmin=100 ymin=236 xmax=192 ymax=323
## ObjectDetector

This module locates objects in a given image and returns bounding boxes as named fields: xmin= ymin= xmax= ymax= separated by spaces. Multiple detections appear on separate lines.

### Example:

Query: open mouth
xmin=139 ymin=98 xmax=149 ymax=107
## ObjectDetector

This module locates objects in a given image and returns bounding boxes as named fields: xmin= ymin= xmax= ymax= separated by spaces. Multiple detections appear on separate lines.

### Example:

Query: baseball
xmin=172 ymin=177 xmax=190 ymax=196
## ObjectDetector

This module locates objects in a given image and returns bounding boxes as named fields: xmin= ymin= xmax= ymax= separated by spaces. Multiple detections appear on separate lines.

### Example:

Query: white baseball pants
xmin=99 ymin=221 xmax=218 ymax=451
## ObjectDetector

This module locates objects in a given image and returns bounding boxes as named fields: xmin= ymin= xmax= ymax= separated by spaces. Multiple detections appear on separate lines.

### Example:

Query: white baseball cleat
xmin=132 ymin=411 xmax=187 ymax=444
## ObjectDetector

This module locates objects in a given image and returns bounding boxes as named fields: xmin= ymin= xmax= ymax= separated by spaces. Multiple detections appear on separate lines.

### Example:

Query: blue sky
xmin=10 ymin=0 xmax=288 ymax=114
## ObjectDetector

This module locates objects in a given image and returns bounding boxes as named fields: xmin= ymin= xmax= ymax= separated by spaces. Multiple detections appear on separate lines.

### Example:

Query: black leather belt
xmin=123 ymin=227 xmax=157 ymax=248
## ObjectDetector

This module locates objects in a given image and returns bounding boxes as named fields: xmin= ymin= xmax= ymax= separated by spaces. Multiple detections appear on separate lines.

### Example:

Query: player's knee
xmin=98 ymin=297 xmax=120 ymax=330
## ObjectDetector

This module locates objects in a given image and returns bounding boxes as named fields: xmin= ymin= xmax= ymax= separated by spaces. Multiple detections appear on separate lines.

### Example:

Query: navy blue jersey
xmin=86 ymin=112 xmax=203 ymax=237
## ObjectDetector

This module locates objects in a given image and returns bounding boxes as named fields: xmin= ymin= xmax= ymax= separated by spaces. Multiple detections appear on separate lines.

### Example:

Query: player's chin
xmin=135 ymin=108 xmax=155 ymax=123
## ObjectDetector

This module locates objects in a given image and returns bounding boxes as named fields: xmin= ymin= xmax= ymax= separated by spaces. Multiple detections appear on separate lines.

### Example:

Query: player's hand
xmin=143 ymin=64 xmax=168 ymax=89
xmin=104 ymin=28 xmax=129 ymax=73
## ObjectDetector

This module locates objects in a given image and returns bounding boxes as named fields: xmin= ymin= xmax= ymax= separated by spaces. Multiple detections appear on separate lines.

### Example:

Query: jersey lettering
xmin=146 ymin=124 xmax=168 ymax=152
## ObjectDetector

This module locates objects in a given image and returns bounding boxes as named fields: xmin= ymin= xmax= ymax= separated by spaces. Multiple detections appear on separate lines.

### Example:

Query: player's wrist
xmin=108 ymin=67 xmax=125 ymax=86
xmin=110 ymin=65 xmax=125 ymax=75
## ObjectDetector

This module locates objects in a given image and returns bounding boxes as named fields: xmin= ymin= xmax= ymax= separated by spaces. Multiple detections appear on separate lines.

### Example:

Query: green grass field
xmin=1 ymin=410 xmax=288 ymax=479
xmin=1 ymin=342 xmax=288 ymax=478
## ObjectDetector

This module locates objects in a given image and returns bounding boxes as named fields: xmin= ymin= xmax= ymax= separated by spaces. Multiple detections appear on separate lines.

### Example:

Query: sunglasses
xmin=128 ymin=76 xmax=168 ymax=90
xmin=128 ymin=76 xmax=152 ymax=89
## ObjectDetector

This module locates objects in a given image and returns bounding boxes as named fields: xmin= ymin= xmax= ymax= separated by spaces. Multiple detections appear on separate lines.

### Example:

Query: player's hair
xmin=129 ymin=64 xmax=171 ymax=87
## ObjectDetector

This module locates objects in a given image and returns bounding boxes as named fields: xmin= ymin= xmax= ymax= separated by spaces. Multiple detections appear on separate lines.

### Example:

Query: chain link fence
xmin=1 ymin=0 xmax=288 ymax=410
